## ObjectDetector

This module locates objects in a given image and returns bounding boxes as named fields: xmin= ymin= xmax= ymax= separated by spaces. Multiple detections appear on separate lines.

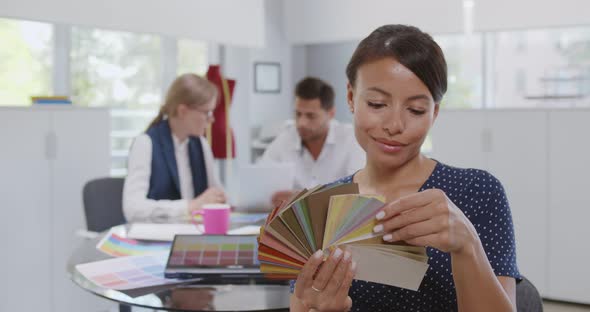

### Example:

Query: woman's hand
xmin=189 ymin=187 xmax=226 ymax=213
xmin=374 ymin=189 xmax=479 ymax=255
xmin=293 ymin=248 xmax=356 ymax=312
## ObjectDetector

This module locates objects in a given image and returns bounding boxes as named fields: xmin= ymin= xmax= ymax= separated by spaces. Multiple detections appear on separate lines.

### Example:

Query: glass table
xmin=67 ymin=225 xmax=290 ymax=311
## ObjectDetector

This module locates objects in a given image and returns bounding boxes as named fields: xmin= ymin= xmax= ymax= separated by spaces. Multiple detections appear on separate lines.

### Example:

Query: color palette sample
xmin=96 ymin=229 xmax=171 ymax=257
xmin=168 ymin=235 xmax=259 ymax=268
xmin=76 ymin=252 xmax=194 ymax=293
xmin=258 ymin=182 xmax=431 ymax=291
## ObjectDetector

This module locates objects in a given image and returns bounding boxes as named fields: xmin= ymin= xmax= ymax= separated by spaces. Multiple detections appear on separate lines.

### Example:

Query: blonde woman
xmin=123 ymin=74 xmax=226 ymax=223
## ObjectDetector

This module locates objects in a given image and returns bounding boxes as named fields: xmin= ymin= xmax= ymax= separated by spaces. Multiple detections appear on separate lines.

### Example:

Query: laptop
xmin=232 ymin=163 xmax=295 ymax=212
xmin=164 ymin=235 xmax=261 ymax=279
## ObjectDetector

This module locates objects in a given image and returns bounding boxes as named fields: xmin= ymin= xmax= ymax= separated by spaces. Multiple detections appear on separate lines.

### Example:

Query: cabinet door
xmin=0 ymin=110 xmax=52 ymax=311
xmin=485 ymin=111 xmax=548 ymax=295
xmin=430 ymin=111 xmax=487 ymax=169
xmin=50 ymin=109 xmax=113 ymax=311
xmin=547 ymin=111 xmax=590 ymax=303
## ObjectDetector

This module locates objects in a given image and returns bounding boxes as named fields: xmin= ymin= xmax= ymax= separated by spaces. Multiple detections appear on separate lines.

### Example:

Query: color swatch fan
xmin=257 ymin=182 xmax=430 ymax=291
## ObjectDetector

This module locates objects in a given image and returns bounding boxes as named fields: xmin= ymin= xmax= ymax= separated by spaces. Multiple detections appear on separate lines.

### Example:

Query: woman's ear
xmin=346 ymin=82 xmax=355 ymax=113
xmin=433 ymin=103 xmax=440 ymax=121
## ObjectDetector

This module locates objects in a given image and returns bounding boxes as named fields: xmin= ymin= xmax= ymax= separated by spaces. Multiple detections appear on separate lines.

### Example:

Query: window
xmin=491 ymin=27 xmax=590 ymax=108
xmin=110 ymin=109 xmax=158 ymax=176
xmin=70 ymin=27 xmax=162 ymax=108
xmin=0 ymin=18 xmax=52 ymax=105
xmin=0 ymin=19 xmax=210 ymax=175
xmin=178 ymin=39 xmax=208 ymax=76
xmin=71 ymin=27 xmax=164 ymax=176
xmin=434 ymin=34 xmax=484 ymax=109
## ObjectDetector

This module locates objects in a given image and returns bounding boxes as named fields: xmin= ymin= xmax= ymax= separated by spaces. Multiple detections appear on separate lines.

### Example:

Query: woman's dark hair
xmin=295 ymin=77 xmax=335 ymax=111
xmin=346 ymin=24 xmax=447 ymax=103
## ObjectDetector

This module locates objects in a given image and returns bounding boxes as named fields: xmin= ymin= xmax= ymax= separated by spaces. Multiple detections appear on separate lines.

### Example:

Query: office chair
xmin=82 ymin=177 xmax=130 ymax=312
xmin=516 ymin=276 xmax=543 ymax=312
xmin=82 ymin=177 xmax=127 ymax=232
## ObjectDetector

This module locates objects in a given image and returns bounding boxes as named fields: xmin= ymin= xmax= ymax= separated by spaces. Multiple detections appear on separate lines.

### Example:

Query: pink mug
xmin=192 ymin=204 xmax=230 ymax=234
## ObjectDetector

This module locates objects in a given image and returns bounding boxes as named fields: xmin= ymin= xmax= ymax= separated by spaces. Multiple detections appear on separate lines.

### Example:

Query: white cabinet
xmin=484 ymin=111 xmax=548 ymax=295
xmin=431 ymin=111 xmax=487 ymax=169
xmin=547 ymin=111 xmax=590 ymax=304
xmin=0 ymin=110 xmax=53 ymax=312
xmin=50 ymin=109 xmax=113 ymax=311
xmin=0 ymin=107 xmax=114 ymax=312
xmin=431 ymin=109 xmax=590 ymax=304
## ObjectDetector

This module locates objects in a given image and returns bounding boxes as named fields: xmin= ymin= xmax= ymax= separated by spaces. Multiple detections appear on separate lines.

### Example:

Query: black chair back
xmin=516 ymin=276 xmax=543 ymax=312
xmin=83 ymin=177 xmax=126 ymax=232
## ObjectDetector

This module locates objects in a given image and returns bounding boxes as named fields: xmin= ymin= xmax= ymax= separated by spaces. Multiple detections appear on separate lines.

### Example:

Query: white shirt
xmin=123 ymin=134 xmax=222 ymax=222
xmin=260 ymin=120 xmax=365 ymax=189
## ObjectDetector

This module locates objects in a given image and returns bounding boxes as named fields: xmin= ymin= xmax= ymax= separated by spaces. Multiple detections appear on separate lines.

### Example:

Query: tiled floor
xmin=545 ymin=300 xmax=590 ymax=312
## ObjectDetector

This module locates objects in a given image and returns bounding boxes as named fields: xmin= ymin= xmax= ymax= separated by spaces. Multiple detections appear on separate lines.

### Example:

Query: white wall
xmin=283 ymin=0 xmax=464 ymax=45
xmin=222 ymin=45 xmax=251 ymax=194
xmin=0 ymin=0 xmax=265 ymax=47
xmin=306 ymin=42 xmax=358 ymax=122
xmin=284 ymin=0 xmax=590 ymax=45
xmin=222 ymin=0 xmax=294 ymax=158
xmin=291 ymin=46 xmax=308 ymax=90
xmin=221 ymin=0 xmax=294 ymax=197
xmin=474 ymin=0 xmax=590 ymax=32
xmin=247 ymin=0 xmax=294 ymax=128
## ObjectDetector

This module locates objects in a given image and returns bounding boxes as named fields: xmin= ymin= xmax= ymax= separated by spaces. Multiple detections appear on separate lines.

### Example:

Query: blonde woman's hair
xmin=147 ymin=73 xmax=218 ymax=130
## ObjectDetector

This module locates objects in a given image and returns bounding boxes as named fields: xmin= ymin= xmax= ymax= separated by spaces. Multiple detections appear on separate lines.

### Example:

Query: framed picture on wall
xmin=254 ymin=62 xmax=281 ymax=93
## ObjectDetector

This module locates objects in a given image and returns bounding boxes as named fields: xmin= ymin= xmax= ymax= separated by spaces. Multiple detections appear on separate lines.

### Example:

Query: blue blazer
xmin=145 ymin=120 xmax=208 ymax=200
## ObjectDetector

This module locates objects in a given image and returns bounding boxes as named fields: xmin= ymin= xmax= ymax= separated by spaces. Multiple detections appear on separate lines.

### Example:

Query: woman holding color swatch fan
xmin=290 ymin=25 xmax=520 ymax=312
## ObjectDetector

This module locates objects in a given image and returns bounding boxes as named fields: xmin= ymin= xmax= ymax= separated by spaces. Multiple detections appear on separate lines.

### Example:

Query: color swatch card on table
xmin=164 ymin=235 xmax=260 ymax=279
xmin=257 ymin=182 xmax=430 ymax=291
xmin=76 ymin=252 xmax=198 ymax=297
xmin=96 ymin=228 xmax=171 ymax=257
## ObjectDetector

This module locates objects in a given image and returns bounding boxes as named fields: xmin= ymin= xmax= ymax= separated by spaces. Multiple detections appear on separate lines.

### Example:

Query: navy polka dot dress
xmin=291 ymin=160 xmax=521 ymax=311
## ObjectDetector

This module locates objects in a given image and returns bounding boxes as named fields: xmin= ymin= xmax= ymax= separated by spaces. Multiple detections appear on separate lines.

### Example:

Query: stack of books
xmin=258 ymin=182 xmax=430 ymax=291
xmin=31 ymin=96 xmax=72 ymax=105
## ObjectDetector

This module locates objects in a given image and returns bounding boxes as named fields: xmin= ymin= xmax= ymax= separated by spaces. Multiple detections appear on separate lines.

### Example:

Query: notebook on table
xmin=164 ymin=235 xmax=262 ymax=279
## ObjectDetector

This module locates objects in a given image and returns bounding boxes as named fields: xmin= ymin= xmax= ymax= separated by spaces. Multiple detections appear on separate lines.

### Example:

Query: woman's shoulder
xmin=131 ymin=133 xmax=152 ymax=150
xmin=326 ymin=161 xmax=506 ymax=197
xmin=432 ymin=161 xmax=504 ymax=194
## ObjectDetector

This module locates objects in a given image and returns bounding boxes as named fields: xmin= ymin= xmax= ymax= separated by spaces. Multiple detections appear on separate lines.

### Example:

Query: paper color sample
xmin=257 ymin=182 xmax=430 ymax=291
xmin=96 ymin=229 xmax=171 ymax=257
xmin=76 ymin=252 xmax=197 ymax=295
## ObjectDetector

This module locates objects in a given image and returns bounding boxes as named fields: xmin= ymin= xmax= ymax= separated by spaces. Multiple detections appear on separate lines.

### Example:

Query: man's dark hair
xmin=295 ymin=77 xmax=335 ymax=110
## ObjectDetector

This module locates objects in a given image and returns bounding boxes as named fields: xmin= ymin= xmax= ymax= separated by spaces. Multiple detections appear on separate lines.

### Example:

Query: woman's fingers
xmin=323 ymin=249 xmax=352 ymax=294
xmin=383 ymin=215 xmax=447 ymax=242
xmin=404 ymin=233 xmax=442 ymax=248
xmin=344 ymin=296 xmax=353 ymax=312
xmin=311 ymin=248 xmax=345 ymax=291
xmin=294 ymin=250 xmax=323 ymax=298
xmin=375 ymin=201 xmax=439 ymax=234
xmin=377 ymin=189 xmax=444 ymax=221
xmin=335 ymin=261 xmax=357 ymax=301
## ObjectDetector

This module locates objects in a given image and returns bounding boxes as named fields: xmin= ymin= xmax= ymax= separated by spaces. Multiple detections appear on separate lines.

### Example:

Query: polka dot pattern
xmin=291 ymin=161 xmax=521 ymax=311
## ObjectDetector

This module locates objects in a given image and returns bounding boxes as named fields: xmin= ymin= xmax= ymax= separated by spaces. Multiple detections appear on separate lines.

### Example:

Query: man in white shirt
xmin=259 ymin=77 xmax=365 ymax=206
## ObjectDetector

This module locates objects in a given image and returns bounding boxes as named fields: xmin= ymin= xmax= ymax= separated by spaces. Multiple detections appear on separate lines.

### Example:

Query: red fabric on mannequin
xmin=206 ymin=65 xmax=236 ymax=159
